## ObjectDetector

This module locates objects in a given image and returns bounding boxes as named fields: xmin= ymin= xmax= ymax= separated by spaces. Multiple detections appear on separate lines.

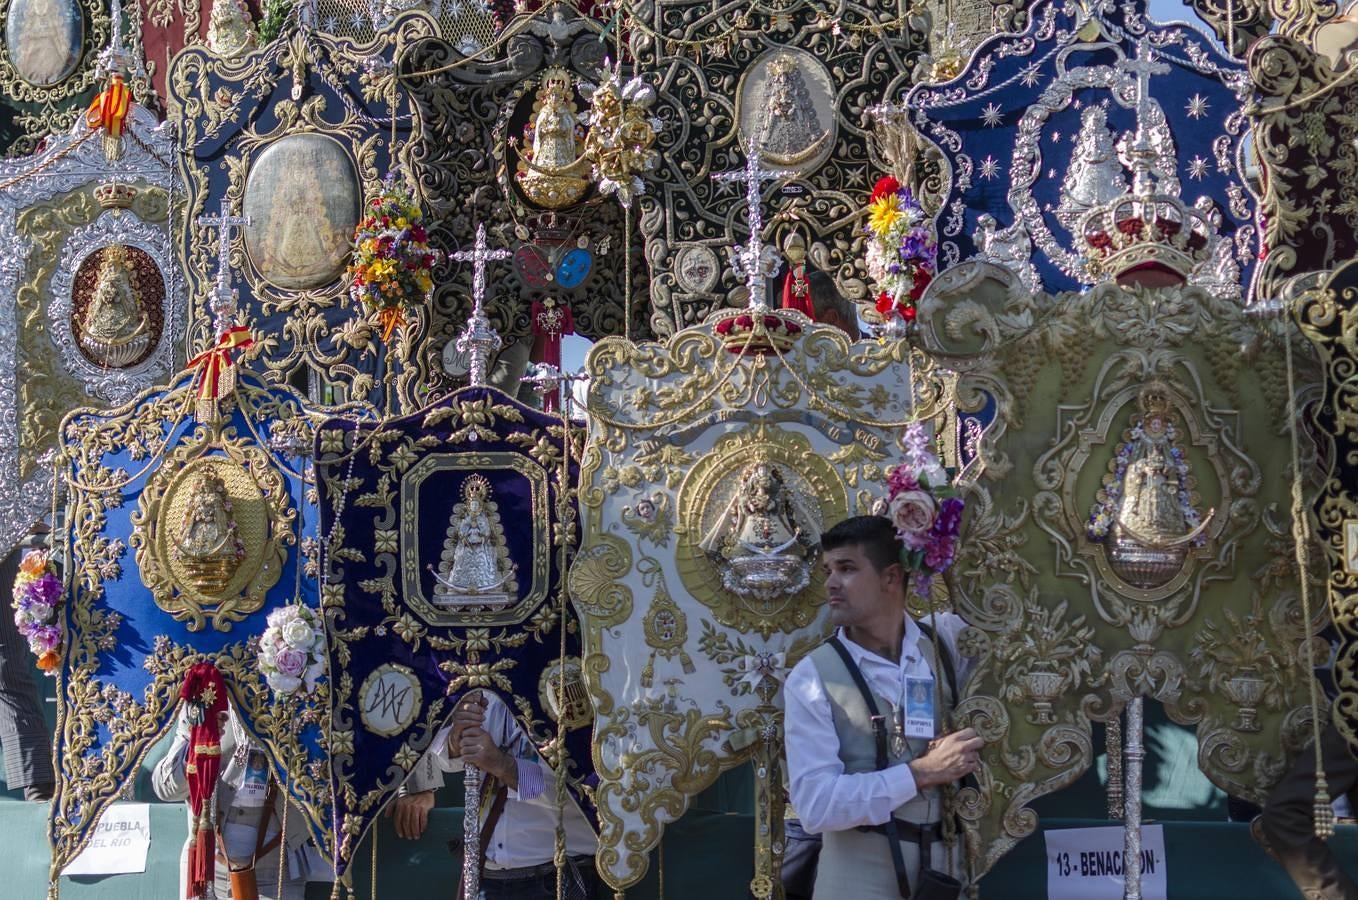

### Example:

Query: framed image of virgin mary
xmin=242 ymin=133 xmax=360 ymax=291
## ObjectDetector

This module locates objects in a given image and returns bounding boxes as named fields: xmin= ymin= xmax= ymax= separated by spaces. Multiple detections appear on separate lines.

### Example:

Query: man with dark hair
xmin=784 ymin=515 xmax=981 ymax=899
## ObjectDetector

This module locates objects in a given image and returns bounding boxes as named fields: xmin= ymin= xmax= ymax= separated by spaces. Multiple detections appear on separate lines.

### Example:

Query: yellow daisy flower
xmin=869 ymin=194 xmax=902 ymax=238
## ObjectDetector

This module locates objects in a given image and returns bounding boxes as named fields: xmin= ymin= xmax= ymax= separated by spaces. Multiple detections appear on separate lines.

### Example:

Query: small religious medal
xmin=889 ymin=704 xmax=909 ymax=759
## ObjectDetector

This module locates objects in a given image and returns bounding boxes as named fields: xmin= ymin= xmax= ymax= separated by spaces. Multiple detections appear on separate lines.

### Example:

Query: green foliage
xmin=257 ymin=0 xmax=294 ymax=44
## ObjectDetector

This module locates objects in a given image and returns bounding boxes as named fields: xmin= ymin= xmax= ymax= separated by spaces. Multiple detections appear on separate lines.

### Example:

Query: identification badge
xmin=901 ymin=676 xmax=935 ymax=740
xmin=236 ymin=750 xmax=270 ymax=808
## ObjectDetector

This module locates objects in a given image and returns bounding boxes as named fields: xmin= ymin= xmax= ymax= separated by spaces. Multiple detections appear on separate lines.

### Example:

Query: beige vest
xmin=806 ymin=633 xmax=960 ymax=900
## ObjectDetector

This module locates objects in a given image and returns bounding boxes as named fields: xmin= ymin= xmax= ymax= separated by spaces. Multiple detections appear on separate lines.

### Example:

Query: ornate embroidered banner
xmin=316 ymin=385 xmax=589 ymax=872
xmin=0 ymin=103 xmax=179 ymax=559
xmin=917 ymin=261 xmax=1327 ymax=878
xmin=621 ymin=0 xmax=930 ymax=334
xmin=1250 ymin=32 xmax=1358 ymax=300
xmin=572 ymin=308 xmax=948 ymax=896
xmin=1298 ymin=261 xmax=1358 ymax=759
xmin=51 ymin=373 xmax=332 ymax=881
xmin=167 ymin=14 xmax=434 ymax=410
xmin=904 ymin=0 xmax=1258 ymax=301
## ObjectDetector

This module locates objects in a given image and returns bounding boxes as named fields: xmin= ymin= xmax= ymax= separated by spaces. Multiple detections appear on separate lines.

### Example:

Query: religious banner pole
xmin=712 ymin=137 xmax=794 ymax=900
xmin=192 ymin=200 xmax=253 ymax=423
xmin=1123 ymin=696 xmax=1144 ymax=900
xmin=451 ymin=223 xmax=512 ymax=387
xmin=714 ymin=137 xmax=792 ymax=311
xmin=448 ymin=221 xmax=511 ymax=900
xmin=1118 ymin=46 xmax=1166 ymax=900
xmin=462 ymin=740 xmax=483 ymax=900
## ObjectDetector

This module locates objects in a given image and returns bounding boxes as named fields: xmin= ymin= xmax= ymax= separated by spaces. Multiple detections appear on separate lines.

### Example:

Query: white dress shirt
xmin=784 ymin=612 xmax=968 ymax=836
xmin=432 ymin=692 xmax=597 ymax=870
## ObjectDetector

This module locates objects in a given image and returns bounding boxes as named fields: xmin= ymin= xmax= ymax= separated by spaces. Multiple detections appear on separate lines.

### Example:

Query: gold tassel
xmin=1316 ymin=774 xmax=1336 ymax=839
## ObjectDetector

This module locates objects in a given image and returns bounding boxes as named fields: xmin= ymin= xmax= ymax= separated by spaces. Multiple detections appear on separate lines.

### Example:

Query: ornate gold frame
xmin=129 ymin=426 xmax=295 ymax=632
xmin=398 ymin=451 xmax=550 ymax=627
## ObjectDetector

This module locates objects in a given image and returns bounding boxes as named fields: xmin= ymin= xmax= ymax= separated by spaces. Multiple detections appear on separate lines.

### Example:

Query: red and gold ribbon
xmin=85 ymin=74 xmax=131 ymax=159
xmin=187 ymin=326 xmax=253 ymax=422
xmin=180 ymin=663 xmax=228 ymax=899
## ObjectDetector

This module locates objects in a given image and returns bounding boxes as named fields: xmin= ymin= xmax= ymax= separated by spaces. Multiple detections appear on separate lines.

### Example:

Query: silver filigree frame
xmin=0 ymin=104 xmax=177 ymax=555
xmin=910 ymin=0 xmax=1257 ymax=300
xmin=47 ymin=211 xmax=180 ymax=405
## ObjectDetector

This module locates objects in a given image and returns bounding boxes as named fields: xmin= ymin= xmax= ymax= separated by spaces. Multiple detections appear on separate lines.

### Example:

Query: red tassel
xmin=180 ymin=663 xmax=228 ymax=899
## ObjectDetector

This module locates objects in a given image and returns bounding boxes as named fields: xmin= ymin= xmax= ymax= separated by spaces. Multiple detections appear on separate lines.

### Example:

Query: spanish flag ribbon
xmin=86 ymin=74 xmax=131 ymax=159
xmin=187 ymin=326 xmax=253 ymax=422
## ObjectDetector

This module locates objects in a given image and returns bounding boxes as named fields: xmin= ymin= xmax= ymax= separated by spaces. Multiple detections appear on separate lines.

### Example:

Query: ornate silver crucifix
xmin=714 ymin=137 xmax=793 ymax=311
xmin=450 ymin=223 xmax=513 ymax=387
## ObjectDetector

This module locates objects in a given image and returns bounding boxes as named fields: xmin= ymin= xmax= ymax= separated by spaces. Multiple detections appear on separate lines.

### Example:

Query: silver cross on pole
xmin=714 ymin=137 xmax=793 ymax=311
xmin=197 ymin=199 xmax=251 ymax=336
xmin=451 ymin=223 xmax=512 ymax=387
xmin=1119 ymin=38 xmax=1170 ymax=197
xmin=96 ymin=0 xmax=136 ymax=79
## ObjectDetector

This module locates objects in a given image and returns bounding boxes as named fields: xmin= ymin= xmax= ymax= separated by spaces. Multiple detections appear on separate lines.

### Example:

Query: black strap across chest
xmin=825 ymin=622 xmax=959 ymax=899
xmin=826 ymin=635 xmax=908 ymax=898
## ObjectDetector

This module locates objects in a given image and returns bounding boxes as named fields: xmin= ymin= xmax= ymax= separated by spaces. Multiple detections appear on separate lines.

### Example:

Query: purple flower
xmin=27 ymin=624 xmax=60 ymax=654
xmin=934 ymin=497 xmax=965 ymax=535
xmin=901 ymin=230 xmax=934 ymax=261
xmin=924 ymin=536 xmax=956 ymax=571
xmin=901 ymin=529 xmax=931 ymax=551
xmin=887 ymin=464 xmax=919 ymax=494
xmin=24 ymin=574 xmax=61 ymax=606
xmin=276 ymin=648 xmax=307 ymax=677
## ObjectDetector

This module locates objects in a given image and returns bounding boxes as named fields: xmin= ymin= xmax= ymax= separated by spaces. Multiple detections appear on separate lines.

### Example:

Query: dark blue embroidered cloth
xmin=315 ymin=386 xmax=590 ymax=873
xmin=906 ymin=0 xmax=1258 ymax=299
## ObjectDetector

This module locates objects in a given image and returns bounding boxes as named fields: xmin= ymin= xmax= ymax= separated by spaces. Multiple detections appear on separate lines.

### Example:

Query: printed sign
xmin=63 ymin=803 xmax=151 ymax=876
xmin=1045 ymin=824 xmax=1167 ymax=900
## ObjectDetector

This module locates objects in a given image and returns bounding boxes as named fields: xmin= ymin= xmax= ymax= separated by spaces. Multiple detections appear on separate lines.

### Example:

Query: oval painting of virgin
xmin=735 ymin=48 xmax=836 ymax=176
xmin=243 ymin=134 xmax=359 ymax=291
xmin=71 ymin=244 xmax=165 ymax=369
xmin=5 ymin=0 xmax=84 ymax=87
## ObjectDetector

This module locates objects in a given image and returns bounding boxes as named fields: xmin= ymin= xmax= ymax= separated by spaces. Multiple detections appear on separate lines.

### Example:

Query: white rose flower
xmin=266 ymin=671 xmax=302 ymax=694
xmin=304 ymin=660 xmax=325 ymax=692
xmin=281 ymin=617 xmax=317 ymax=651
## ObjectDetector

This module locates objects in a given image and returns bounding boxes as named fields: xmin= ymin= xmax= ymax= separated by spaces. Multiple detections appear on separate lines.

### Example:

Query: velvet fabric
xmin=315 ymin=386 xmax=591 ymax=877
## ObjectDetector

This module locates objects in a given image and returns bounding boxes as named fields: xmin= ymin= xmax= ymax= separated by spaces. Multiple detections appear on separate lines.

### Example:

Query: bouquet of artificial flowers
xmin=877 ymin=423 xmax=964 ymax=595
xmin=347 ymin=174 xmax=440 ymax=343
xmin=863 ymin=175 xmax=936 ymax=324
xmin=12 ymin=549 xmax=63 ymax=675
xmin=257 ymin=604 xmax=325 ymax=695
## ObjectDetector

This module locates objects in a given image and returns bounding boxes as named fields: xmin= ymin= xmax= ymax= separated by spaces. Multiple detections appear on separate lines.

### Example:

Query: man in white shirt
xmin=389 ymin=690 xmax=597 ymax=899
xmin=153 ymin=705 xmax=316 ymax=900
xmin=785 ymin=515 xmax=983 ymax=899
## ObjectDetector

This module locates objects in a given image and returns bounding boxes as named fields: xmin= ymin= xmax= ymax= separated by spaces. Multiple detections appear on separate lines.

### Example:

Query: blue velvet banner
xmin=906 ymin=0 xmax=1258 ymax=299
xmin=167 ymin=15 xmax=433 ymax=410
xmin=50 ymin=372 xmax=334 ymax=877
xmin=316 ymin=386 xmax=590 ymax=872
